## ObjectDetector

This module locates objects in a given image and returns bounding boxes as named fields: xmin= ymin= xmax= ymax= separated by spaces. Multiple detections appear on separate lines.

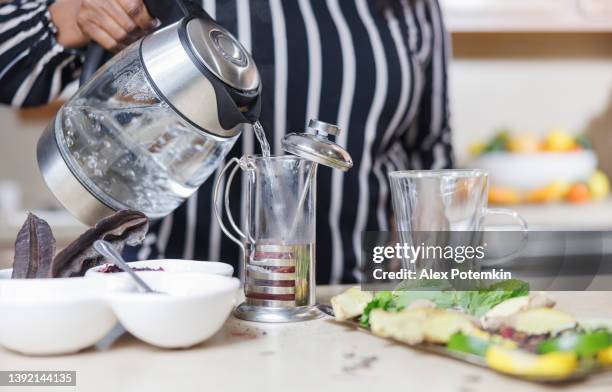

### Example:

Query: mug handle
xmin=213 ymin=158 xmax=246 ymax=251
xmin=480 ymin=207 xmax=529 ymax=267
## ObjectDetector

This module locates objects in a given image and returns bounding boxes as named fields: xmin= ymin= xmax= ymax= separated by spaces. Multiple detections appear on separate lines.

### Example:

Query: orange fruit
xmin=526 ymin=181 xmax=570 ymax=203
xmin=566 ymin=183 xmax=590 ymax=203
xmin=489 ymin=186 xmax=521 ymax=204
xmin=526 ymin=188 xmax=548 ymax=203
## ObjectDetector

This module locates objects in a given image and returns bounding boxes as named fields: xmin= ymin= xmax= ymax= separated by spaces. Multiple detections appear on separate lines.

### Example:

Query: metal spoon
xmin=93 ymin=240 xmax=165 ymax=351
xmin=316 ymin=303 xmax=335 ymax=318
xmin=93 ymin=240 xmax=162 ymax=294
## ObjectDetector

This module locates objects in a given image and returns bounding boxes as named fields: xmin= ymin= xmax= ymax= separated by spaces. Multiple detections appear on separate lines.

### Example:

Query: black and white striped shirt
xmin=0 ymin=0 xmax=453 ymax=283
xmin=0 ymin=0 xmax=81 ymax=106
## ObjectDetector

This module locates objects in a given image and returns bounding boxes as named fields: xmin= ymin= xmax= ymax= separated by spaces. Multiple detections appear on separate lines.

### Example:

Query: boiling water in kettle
xmin=59 ymin=99 xmax=237 ymax=217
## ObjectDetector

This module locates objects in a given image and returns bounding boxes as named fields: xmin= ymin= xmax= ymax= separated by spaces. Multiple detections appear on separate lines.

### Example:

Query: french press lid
xmin=282 ymin=120 xmax=353 ymax=172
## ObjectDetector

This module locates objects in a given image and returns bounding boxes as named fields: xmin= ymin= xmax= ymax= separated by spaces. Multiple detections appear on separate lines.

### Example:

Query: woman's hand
xmin=50 ymin=0 xmax=157 ymax=52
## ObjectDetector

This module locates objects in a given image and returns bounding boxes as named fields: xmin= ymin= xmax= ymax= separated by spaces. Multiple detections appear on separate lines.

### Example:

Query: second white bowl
xmin=107 ymin=273 xmax=240 ymax=349
xmin=85 ymin=259 xmax=234 ymax=277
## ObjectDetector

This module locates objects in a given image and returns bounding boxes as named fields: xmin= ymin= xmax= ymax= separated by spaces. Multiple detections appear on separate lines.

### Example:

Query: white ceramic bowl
xmin=85 ymin=259 xmax=233 ymax=277
xmin=107 ymin=273 xmax=240 ymax=349
xmin=0 ymin=277 xmax=133 ymax=355
xmin=468 ymin=150 xmax=597 ymax=190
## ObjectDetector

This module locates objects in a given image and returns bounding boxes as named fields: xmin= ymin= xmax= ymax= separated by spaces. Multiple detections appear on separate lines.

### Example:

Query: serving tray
xmin=319 ymin=304 xmax=610 ymax=383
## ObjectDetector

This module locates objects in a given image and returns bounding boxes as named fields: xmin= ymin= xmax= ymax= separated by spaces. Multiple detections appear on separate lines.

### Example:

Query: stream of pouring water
xmin=251 ymin=121 xmax=313 ymax=242
xmin=253 ymin=121 xmax=270 ymax=157
xmin=252 ymin=121 xmax=287 ymax=238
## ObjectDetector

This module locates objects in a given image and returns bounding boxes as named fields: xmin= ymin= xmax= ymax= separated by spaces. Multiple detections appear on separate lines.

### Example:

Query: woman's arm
xmin=0 ymin=0 xmax=154 ymax=108
xmin=0 ymin=0 xmax=83 ymax=107
xmin=53 ymin=0 xmax=155 ymax=52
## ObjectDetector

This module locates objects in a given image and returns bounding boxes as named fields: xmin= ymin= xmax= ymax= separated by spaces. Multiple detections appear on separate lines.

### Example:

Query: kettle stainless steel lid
xmin=185 ymin=18 xmax=259 ymax=93
xmin=282 ymin=119 xmax=353 ymax=171
xmin=138 ymin=0 xmax=261 ymax=137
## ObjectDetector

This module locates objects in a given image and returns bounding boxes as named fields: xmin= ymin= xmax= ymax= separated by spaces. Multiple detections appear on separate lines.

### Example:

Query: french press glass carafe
xmin=214 ymin=120 xmax=353 ymax=322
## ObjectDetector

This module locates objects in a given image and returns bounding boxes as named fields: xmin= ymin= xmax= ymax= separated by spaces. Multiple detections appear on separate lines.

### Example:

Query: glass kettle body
xmin=37 ymin=0 xmax=261 ymax=226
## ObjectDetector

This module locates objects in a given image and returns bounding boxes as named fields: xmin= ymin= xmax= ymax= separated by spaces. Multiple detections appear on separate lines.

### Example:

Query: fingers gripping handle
xmin=80 ymin=0 xmax=210 ymax=85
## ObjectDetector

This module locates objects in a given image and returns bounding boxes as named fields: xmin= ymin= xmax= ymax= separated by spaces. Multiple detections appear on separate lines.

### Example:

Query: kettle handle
xmin=79 ymin=45 xmax=108 ymax=86
xmin=143 ymin=0 xmax=208 ymax=25
xmin=79 ymin=0 xmax=209 ymax=85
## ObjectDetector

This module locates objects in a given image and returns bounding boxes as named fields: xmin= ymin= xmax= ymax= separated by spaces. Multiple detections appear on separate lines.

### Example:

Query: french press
xmin=37 ymin=0 xmax=261 ymax=226
xmin=214 ymin=120 xmax=353 ymax=322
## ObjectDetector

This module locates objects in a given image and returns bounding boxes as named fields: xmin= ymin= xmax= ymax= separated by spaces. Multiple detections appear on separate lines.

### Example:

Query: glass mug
xmin=388 ymin=169 xmax=528 ymax=273
xmin=214 ymin=155 xmax=321 ymax=322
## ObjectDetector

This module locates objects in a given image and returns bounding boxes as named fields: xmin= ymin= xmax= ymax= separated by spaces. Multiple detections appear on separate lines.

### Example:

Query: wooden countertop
xmin=1 ymin=286 xmax=612 ymax=392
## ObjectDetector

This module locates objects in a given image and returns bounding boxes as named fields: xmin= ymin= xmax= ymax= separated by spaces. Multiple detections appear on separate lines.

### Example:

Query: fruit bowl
xmin=469 ymin=151 xmax=597 ymax=191
xmin=467 ymin=129 xmax=610 ymax=204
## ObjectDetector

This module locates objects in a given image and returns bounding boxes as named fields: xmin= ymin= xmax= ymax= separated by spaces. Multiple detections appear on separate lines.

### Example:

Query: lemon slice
xmin=486 ymin=346 xmax=578 ymax=378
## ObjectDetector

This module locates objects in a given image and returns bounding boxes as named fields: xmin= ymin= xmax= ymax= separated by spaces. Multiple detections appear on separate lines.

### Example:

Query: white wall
xmin=0 ymin=104 xmax=58 ymax=210
xmin=451 ymin=59 xmax=612 ymax=162
xmin=449 ymin=33 xmax=612 ymax=171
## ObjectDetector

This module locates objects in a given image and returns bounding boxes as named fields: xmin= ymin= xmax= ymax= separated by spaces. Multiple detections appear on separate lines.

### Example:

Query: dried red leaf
xmin=50 ymin=210 xmax=149 ymax=278
xmin=12 ymin=213 xmax=56 ymax=279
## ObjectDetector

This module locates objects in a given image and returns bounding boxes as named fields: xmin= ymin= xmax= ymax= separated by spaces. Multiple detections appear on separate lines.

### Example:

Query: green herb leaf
xmin=447 ymin=332 xmax=491 ymax=357
xmin=488 ymin=279 xmax=530 ymax=294
xmin=483 ymin=130 xmax=510 ymax=153
xmin=575 ymin=134 xmax=592 ymax=149
xmin=454 ymin=279 xmax=529 ymax=317
xmin=538 ymin=330 xmax=612 ymax=357
xmin=394 ymin=291 xmax=455 ymax=309
xmin=359 ymin=279 xmax=529 ymax=327
xmin=359 ymin=292 xmax=403 ymax=328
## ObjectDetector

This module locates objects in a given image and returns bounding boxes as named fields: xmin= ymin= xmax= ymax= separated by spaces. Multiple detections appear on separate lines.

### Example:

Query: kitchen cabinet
xmin=441 ymin=0 xmax=612 ymax=32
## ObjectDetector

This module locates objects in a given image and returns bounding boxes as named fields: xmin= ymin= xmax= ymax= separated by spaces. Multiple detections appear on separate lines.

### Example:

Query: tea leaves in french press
xmin=37 ymin=0 xmax=261 ymax=226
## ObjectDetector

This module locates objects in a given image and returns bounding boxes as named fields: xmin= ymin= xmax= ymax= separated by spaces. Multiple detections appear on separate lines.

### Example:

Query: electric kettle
xmin=37 ymin=0 xmax=261 ymax=226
